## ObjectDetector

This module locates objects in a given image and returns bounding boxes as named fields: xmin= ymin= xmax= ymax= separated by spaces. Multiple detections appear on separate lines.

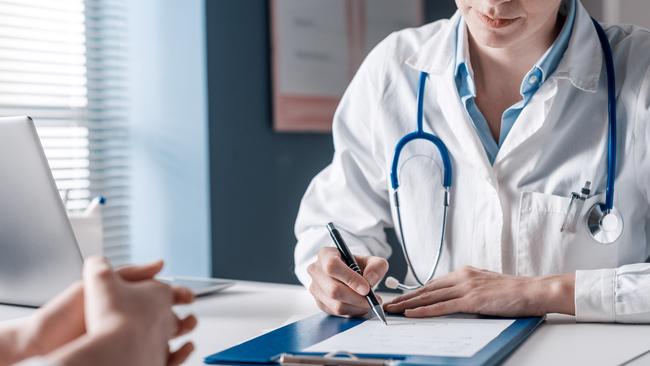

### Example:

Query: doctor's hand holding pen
xmin=307 ymin=247 xmax=389 ymax=316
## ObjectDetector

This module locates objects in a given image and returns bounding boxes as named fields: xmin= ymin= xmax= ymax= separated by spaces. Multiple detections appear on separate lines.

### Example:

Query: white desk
xmin=1 ymin=281 xmax=650 ymax=366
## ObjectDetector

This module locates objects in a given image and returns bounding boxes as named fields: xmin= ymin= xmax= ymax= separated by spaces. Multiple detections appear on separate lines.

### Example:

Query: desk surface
xmin=1 ymin=281 xmax=649 ymax=366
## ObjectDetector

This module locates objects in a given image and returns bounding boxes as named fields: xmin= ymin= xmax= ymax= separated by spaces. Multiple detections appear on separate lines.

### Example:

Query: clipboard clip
xmin=276 ymin=351 xmax=398 ymax=366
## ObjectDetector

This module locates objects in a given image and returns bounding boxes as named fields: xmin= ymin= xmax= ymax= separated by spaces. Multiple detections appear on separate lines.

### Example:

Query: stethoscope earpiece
xmin=384 ymin=276 xmax=420 ymax=291
xmin=384 ymin=276 xmax=400 ymax=290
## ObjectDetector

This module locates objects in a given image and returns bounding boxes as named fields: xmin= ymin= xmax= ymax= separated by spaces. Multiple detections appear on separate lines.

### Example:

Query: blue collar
xmin=454 ymin=0 xmax=576 ymax=97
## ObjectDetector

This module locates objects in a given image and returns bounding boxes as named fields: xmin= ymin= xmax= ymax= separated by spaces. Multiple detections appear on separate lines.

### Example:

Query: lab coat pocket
xmin=517 ymin=192 xmax=569 ymax=276
xmin=516 ymin=192 xmax=613 ymax=276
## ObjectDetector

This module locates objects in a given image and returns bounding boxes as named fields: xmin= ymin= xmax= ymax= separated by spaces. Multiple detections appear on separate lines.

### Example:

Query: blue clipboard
xmin=204 ymin=313 xmax=544 ymax=365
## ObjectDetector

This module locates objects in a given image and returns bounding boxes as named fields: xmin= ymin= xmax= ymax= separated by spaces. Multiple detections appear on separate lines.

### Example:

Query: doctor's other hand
xmin=307 ymin=247 xmax=388 ymax=316
xmin=384 ymin=266 xmax=576 ymax=318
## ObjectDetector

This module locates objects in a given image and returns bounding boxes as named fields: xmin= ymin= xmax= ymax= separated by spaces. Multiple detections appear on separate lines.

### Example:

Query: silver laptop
xmin=158 ymin=276 xmax=235 ymax=297
xmin=0 ymin=116 xmax=234 ymax=306
xmin=0 ymin=116 xmax=83 ymax=307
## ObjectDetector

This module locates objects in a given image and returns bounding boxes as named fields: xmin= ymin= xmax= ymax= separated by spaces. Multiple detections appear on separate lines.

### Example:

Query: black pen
xmin=326 ymin=222 xmax=388 ymax=325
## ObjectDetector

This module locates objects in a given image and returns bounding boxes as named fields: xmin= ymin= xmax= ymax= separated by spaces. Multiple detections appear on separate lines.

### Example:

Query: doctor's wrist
xmin=536 ymin=273 xmax=576 ymax=315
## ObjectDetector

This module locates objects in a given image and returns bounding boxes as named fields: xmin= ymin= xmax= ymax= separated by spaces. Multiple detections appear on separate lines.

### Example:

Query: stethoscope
xmin=385 ymin=19 xmax=623 ymax=291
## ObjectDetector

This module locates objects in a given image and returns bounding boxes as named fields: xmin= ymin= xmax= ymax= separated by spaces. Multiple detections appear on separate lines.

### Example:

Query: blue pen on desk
xmin=326 ymin=222 xmax=388 ymax=326
xmin=84 ymin=196 xmax=106 ymax=216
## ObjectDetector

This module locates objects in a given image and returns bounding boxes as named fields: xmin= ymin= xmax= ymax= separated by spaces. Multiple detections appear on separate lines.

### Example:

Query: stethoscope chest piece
xmin=586 ymin=204 xmax=623 ymax=244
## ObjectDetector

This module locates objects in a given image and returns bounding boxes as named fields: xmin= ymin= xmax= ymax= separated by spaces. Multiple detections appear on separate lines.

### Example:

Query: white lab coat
xmin=294 ymin=2 xmax=650 ymax=323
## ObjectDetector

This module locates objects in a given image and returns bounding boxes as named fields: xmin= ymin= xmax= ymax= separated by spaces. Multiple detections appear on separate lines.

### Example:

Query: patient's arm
xmin=0 ymin=283 xmax=85 ymax=366
xmin=49 ymin=258 xmax=196 ymax=366
xmin=0 ymin=319 xmax=26 ymax=365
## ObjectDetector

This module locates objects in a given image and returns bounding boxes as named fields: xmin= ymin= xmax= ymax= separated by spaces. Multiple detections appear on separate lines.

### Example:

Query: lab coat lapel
xmin=493 ymin=81 xmax=559 ymax=166
xmin=433 ymin=72 xmax=493 ymax=179
xmin=493 ymin=1 xmax=602 ymax=165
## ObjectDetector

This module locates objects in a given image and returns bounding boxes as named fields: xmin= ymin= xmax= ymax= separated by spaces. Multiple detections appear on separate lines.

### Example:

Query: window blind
xmin=0 ymin=0 xmax=130 ymax=265
xmin=85 ymin=0 xmax=129 ymax=265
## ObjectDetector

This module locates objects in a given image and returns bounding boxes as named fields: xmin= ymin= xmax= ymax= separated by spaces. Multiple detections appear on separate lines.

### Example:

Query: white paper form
xmin=304 ymin=316 xmax=514 ymax=358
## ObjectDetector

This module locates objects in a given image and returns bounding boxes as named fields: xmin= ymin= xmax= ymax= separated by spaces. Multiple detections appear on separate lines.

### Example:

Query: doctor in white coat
xmin=294 ymin=0 xmax=650 ymax=323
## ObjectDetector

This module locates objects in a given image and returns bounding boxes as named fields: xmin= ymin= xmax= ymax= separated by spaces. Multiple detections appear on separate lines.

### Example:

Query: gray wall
xmin=206 ymin=1 xmax=456 ymax=284
xmin=581 ymin=0 xmax=603 ymax=20
xmin=580 ymin=0 xmax=650 ymax=28
xmin=610 ymin=0 xmax=650 ymax=28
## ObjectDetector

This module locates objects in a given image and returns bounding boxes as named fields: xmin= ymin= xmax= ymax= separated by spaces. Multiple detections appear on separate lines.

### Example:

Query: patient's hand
xmin=0 ymin=258 xmax=197 ymax=366
xmin=0 ymin=260 xmax=166 ymax=365
xmin=78 ymin=257 xmax=197 ymax=366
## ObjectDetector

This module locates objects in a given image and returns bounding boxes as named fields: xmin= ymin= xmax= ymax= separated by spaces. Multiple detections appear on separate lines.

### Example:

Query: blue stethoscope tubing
xmin=389 ymin=71 xmax=451 ymax=290
xmin=593 ymin=18 xmax=617 ymax=212
xmin=386 ymin=19 xmax=621 ymax=291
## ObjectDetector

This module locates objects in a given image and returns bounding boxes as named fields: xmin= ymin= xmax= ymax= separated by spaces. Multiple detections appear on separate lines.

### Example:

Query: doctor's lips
xmin=476 ymin=11 xmax=520 ymax=29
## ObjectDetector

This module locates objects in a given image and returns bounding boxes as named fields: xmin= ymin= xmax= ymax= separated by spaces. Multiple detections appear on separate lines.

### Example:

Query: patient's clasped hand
xmin=0 ymin=257 xmax=197 ymax=366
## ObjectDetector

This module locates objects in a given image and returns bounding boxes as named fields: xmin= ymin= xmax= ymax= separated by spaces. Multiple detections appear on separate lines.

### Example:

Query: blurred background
xmin=8 ymin=0 xmax=649 ymax=285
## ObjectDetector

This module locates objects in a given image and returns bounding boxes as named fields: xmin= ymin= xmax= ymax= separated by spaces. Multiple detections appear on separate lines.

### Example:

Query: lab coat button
xmin=528 ymin=75 xmax=539 ymax=84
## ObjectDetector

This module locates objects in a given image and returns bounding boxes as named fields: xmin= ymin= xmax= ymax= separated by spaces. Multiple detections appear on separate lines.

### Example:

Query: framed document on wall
xmin=271 ymin=0 xmax=425 ymax=133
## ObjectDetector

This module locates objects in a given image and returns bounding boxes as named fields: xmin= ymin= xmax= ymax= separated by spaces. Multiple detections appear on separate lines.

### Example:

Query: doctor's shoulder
xmin=602 ymin=23 xmax=650 ymax=91
xmin=604 ymin=23 xmax=650 ymax=174
xmin=359 ymin=19 xmax=451 ymax=81
xmin=385 ymin=19 xmax=450 ymax=62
